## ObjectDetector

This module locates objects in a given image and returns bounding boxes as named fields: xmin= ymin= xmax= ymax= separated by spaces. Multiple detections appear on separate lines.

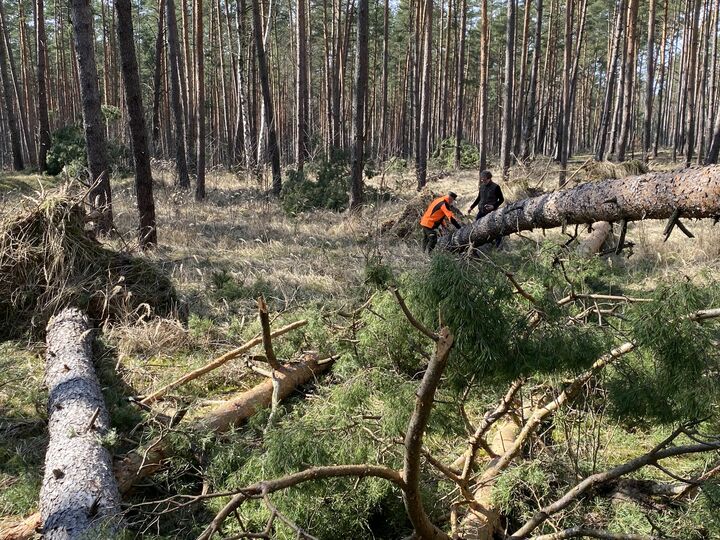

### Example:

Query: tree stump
xmin=39 ymin=308 xmax=122 ymax=539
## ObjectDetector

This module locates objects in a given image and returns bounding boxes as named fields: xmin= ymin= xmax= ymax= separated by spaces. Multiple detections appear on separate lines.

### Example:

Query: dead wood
xmin=139 ymin=318 xmax=307 ymax=405
xmin=39 ymin=308 xmax=123 ymax=539
xmin=444 ymin=165 xmax=720 ymax=249
xmin=576 ymin=221 xmax=612 ymax=255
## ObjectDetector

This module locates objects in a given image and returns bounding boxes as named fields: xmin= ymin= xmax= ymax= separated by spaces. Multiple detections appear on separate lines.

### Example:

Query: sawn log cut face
xmin=445 ymin=165 xmax=720 ymax=248
xmin=39 ymin=309 xmax=122 ymax=540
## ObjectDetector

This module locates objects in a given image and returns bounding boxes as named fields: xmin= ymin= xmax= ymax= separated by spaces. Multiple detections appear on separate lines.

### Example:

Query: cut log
xmin=39 ymin=308 xmax=122 ymax=539
xmin=443 ymin=165 xmax=720 ymax=249
xmin=1 ymin=356 xmax=332 ymax=540
xmin=576 ymin=221 xmax=612 ymax=255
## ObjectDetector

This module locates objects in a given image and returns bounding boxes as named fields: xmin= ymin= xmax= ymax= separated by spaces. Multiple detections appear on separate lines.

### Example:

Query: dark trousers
xmin=422 ymin=226 xmax=438 ymax=253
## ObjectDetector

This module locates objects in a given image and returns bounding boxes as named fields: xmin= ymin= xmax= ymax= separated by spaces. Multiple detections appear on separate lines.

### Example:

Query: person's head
xmin=447 ymin=191 xmax=458 ymax=203
xmin=480 ymin=170 xmax=493 ymax=185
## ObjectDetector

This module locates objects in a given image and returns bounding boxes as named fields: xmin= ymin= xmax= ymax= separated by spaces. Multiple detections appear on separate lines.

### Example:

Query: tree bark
xmin=251 ymin=0 xmax=282 ymax=194
xmin=415 ymin=0 xmax=433 ymax=190
xmin=296 ymin=0 xmax=308 ymax=170
xmin=499 ymin=0 xmax=516 ymax=180
xmin=520 ymin=0 xmax=543 ymax=160
xmin=616 ymin=0 xmax=640 ymax=162
xmin=234 ymin=0 xmax=254 ymax=172
xmin=39 ymin=309 xmax=122 ymax=539
xmin=443 ymin=165 xmax=720 ymax=249
xmin=166 ymin=0 xmax=191 ymax=188
xmin=642 ymin=0 xmax=656 ymax=162
xmin=152 ymin=0 xmax=166 ymax=156
xmin=453 ymin=0 xmax=468 ymax=169
xmin=70 ymin=0 xmax=113 ymax=233
xmin=684 ymin=0 xmax=702 ymax=166
xmin=349 ymin=0 xmax=369 ymax=208
xmin=36 ymin=0 xmax=52 ymax=172
xmin=195 ymin=0 xmax=206 ymax=200
xmin=477 ymin=0 xmax=489 ymax=172
xmin=0 ymin=0 xmax=24 ymax=171
xmin=115 ymin=0 xmax=158 ymax=248
xmin=708 ymin=107 xmax=720 ymax=164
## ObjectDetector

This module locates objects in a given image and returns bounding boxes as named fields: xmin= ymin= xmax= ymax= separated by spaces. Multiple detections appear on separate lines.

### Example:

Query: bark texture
xmin=443 ymin=165 xmax=720 ymax=249
xmin=39 ymin=309 xmax=122 ymax=539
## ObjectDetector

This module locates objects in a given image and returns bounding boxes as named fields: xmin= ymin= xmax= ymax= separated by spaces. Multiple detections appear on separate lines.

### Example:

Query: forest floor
xmin=1 ymin=156 xmax=719 ymax=538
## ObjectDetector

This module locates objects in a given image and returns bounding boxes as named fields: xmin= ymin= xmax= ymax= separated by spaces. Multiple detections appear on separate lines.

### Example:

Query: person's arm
xmin=442 ymin=202 xmax=462 ymax=229
xmin=494 ymin=185 xmax=504 ymax=209
xmin=468 ymin=192 xmax=481 ymax=212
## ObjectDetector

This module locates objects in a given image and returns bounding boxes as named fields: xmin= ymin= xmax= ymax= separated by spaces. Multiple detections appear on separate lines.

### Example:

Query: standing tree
xmin=520 ymin=0 xmax=543 ymax=160
xmin=0 ymin=0 xmax=23 ymax=171
xmin=616 ymin=0 xmax=639 ymax=162
xmin=416 ymin=0 xmax=433 ymax=190
xmin=478 ymin=0 xmax=489 ymax=172
xmin=70 ymin=0 xmax=113 ymax=232
xmin=152 ymin=0 xmax=166 ymax=155
xmin=166 ymin=0 xmax=191 ymax=188
xmin=642 ymin=0 xmax=656 ymax=162
xmin=557 ymin=0 xmax=573 ymax=186
xmin=234 ymin=0 xmax=254 ymax=173
xmin=115 ymin=0 xmax=157 ymax=248
xmin=499 ymin=0 xmax=516 ymax=181
xmin=453 ymin=0 xmax=467 ymax=169
xmin=251 ymin=0 xmax=282 ymax=194
xmin=195 ymin=0 xmax=206 ymax=200
xmin=684 ymin=0 xmax=701 ymax=166
xmin=349 ymin=0 xmax=369 ymax=209
xmin=36 ymin=0 xmax=51 ymax=172
xmin=296 ymin=0 xmax=309 ymax=170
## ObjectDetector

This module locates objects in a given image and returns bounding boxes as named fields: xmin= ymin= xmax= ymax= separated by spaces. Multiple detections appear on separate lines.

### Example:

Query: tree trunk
xmin=708 ymin=108 xmax=720 ymax=164
xmin=514 ymin=0 xmax=532 ymax=156
xmin=36 ymin=0 xmax=52 ymax=172
xmin=296 ymin=0 xmax=308 ymax=169
xmin=195 ymin=0 xmax=206 ymax=200
xmin=642 ymin=0 xmax=656 ymax=162
xmin=520 ymin=0 xmax=543 ymax=160
xmin=70 ymin=0 xmax=113 ymax=233
xmin=379 ymin=0 xmax=389 ymax=158
xmin=166 ymin=0 xmax=191 ymax=188
xmin=251 ymin=0 xmax=282 ymax=194
xmin=653 ymin=0 xmax=670 ymax=157
xmin=616 ymin=0 xmax=640 ymax=162
xmin=684 ymin=0 xmax=702 ymax=166
xmin=349 ymin=0 xmax=369 ymax=209
xmin=477 ymin=0 xmax=489 ymax=172
xmin=115 ymin=0 xmax=158 ymax=248
xmin=0 ymin=1 xmax=23 ymax=171
xmin=443 ymin=165 xmax=720 ymax=249
xmin=152 ymin=0 xmax=166 ymax=155
xmin=499 ymin=0 xmax=516 ymax=180
xmin=556 ymin=0 xmax=573 ymax=186
xmin=415 ymin=0 xmax=433 ymax=190
xmin=234 ymin=0 xmax=254 ymax=172
xmin=453 ymin=0 xmax=468 ymax=169
xmin=39 ymin=309 xmax=122 ymax=539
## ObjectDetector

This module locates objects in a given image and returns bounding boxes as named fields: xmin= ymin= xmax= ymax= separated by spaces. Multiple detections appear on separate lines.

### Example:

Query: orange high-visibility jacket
xmin=420 ymin=195 xmax=457 ymax=229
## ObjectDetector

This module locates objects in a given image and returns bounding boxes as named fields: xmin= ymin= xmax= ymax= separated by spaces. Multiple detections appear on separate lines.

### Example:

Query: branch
xmin=510 ymin=434 xmax=720 ymax=538
xmin=197 ymin=465 xmax=405 ymax=540
xmin=528 ymin=527 xmax=661 ymax=540
xmin=389 ymin=287 xmax=439 ymax=341
xmin=140 ymin=319 xmax=307 ymax=405
xmin=257 ymin=295 xmax=281 ymax=370
xmin=402 ymin=327 xmax=454 ymax=539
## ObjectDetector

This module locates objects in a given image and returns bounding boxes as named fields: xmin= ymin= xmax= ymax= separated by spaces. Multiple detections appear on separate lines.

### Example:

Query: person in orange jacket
xmin=419 ymin=192 xmax=461 ymax=253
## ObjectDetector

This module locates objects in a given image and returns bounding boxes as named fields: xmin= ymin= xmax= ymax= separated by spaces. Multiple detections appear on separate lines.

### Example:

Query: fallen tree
xmin=442 ymin=165 xmax=720 ymax=249
xmin=39 ymin=308 xmax=122 ymax=539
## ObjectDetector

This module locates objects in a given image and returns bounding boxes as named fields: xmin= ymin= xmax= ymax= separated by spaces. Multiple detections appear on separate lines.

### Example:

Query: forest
xmin=1 ymin=0 xmax=720 ymax=538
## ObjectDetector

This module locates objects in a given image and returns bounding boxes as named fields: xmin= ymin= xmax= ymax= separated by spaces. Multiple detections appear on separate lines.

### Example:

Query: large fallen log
xmin=443 ymin=165 xmax=720 ymax=249
xmin=39 ymin=308 xmax=123 ymax=539
xmin=1 ymin=356 xmax=333 ymax=540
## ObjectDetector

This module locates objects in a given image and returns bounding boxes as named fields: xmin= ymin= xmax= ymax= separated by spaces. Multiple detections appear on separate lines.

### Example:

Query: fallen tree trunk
xmin=39 ymin=309 xmax=123 ymax=539
xmin=1 ymin=356 xmax=333 ymax=540
xmin=576 ymin=222 xmax=612 ymax=255
xmin=443 ymin=165 xmax=720 ymax=249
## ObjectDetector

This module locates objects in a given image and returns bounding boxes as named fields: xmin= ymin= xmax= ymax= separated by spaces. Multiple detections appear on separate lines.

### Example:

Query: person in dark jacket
xmin=468 ymin=170 xmax=504 ymax=220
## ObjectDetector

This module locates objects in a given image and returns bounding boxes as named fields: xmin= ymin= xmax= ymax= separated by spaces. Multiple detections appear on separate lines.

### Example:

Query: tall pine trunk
xmin=0 ymin=0 xmax=23 ymax=171
xmin=166 ymin=0 xmax=191 ymax=188
xmin=520 ymin=0 xmax=543 ymax=160
xmin=616 ymin=0 xmax=640 ymax=162
xmin=415 ymin=0 xmax=433 ymax=190
xmin=642 ymin=0 xmax=656 ymax=162
xmin=349 ymin=0 xmax=369 ymax=208
xmin=453 ymin=0 xmax=467 ymax=169
xmin=70 ymin=0 xmax=113 ymax=233
xmin=684 ymin=0 xmax=701 ymax=166
xmin=115 ymin=0 xmax=157 ymax=248
xmin=152 ymin=0 xmax=166 ymax=156
xmin=499 ymin=0 xmax=516 ymax=180
xmin=478 ymin=0 xmax=489 ymax=172
xmin=195 ymin=0 xmax=206 ymax=200
xmin=36 ymin=0 xmax=52 ymax=172
xmin=296 ymin=0 xmax=308 ymax=169
xmin=251 ymin=0 xmax=282 ymax=194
